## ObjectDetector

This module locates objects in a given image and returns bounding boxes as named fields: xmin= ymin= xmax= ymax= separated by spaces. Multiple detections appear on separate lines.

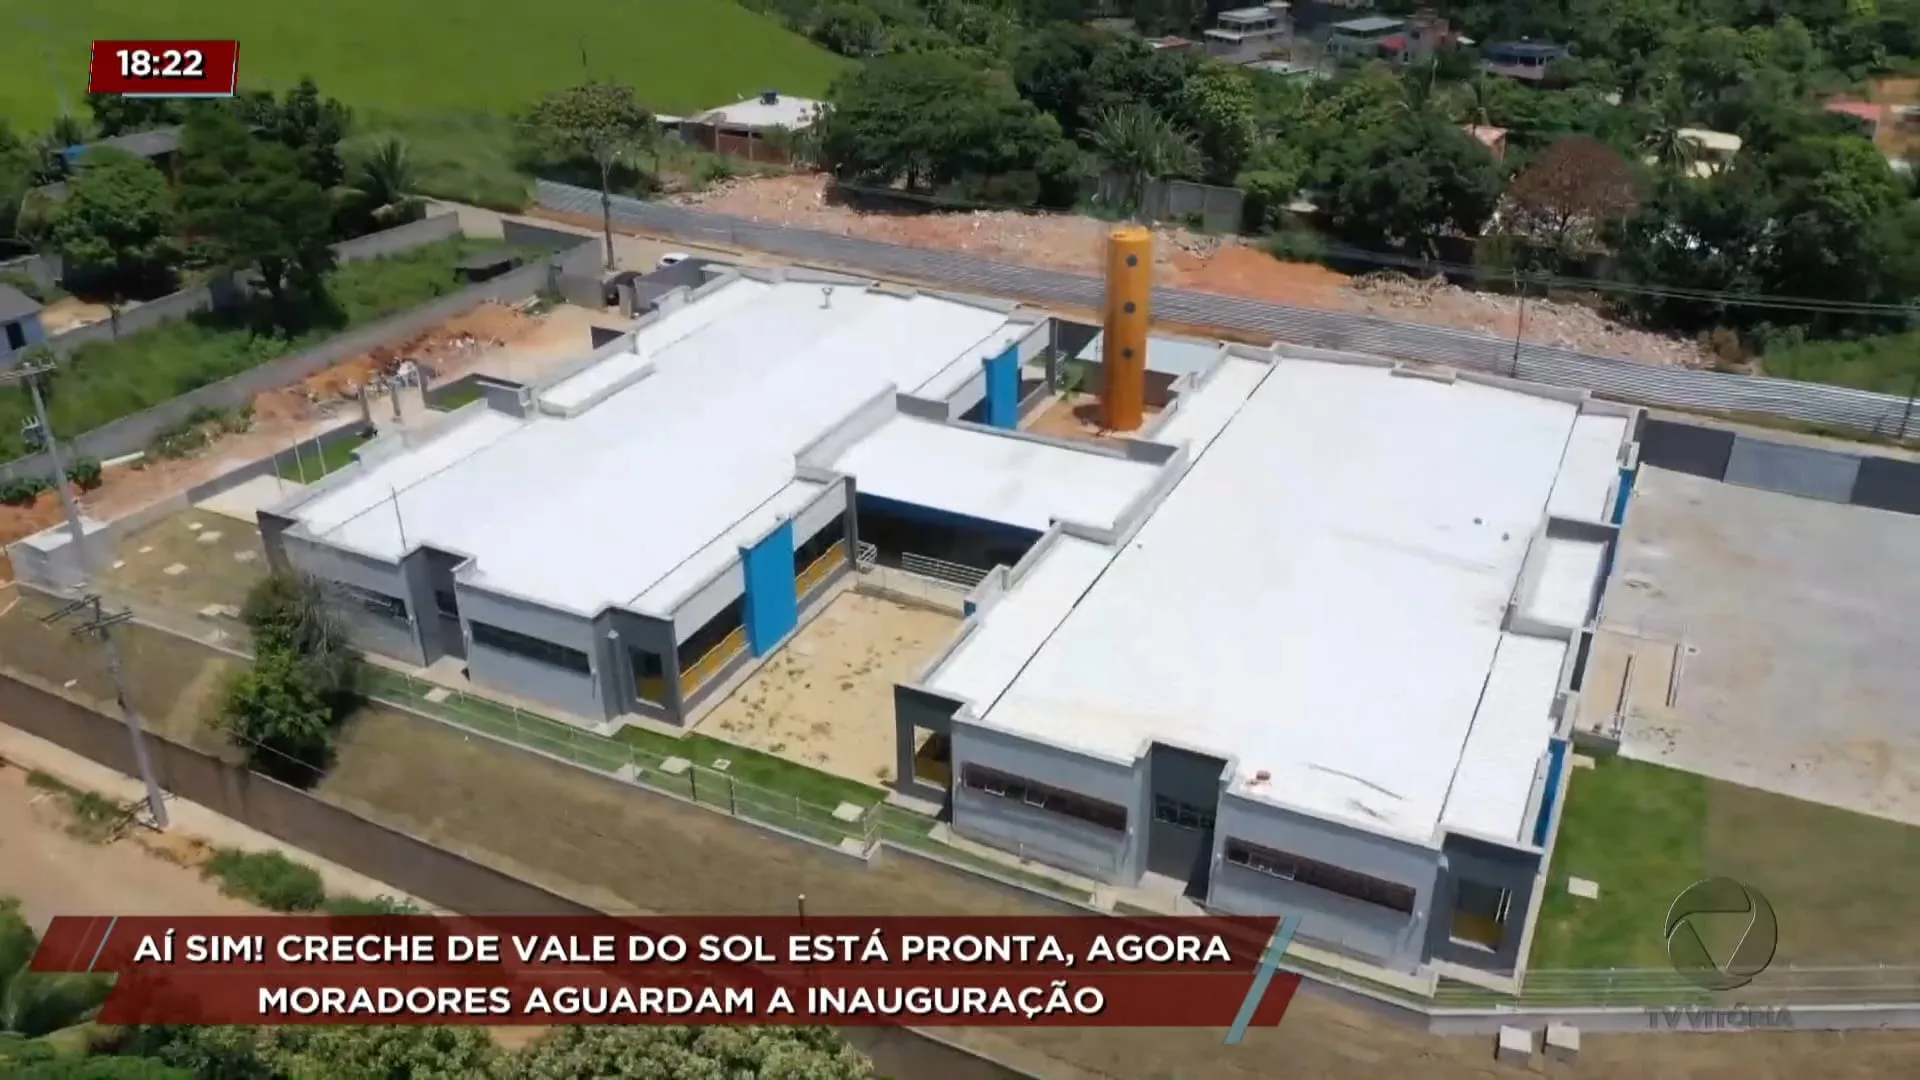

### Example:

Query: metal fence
xmin=1433 ymin=963 xmax=1920 ymax=1008
xmin=536 ymin=179 xmax=1920 ymax=439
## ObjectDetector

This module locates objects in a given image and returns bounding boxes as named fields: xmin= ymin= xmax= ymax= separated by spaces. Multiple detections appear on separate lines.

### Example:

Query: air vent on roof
xmin=760 ymin=89 xmax=780 ymax=106
xmin=821 ymin=286 xmax=834 ymax=309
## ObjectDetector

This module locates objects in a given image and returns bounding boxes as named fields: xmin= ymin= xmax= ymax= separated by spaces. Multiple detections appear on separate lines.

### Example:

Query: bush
xmin=0 ymin=476 xmax=47 ymax=507
xmin=65 ymin=457 xmax=102 ymax=491
xmin=217 ymin=649 xmax=336 ymax=785
xmin=1264 ymin=227 xmax=1327 ymax=265
xmin=201 ymin=848 xmax=327 ymax=912
xmin=321 ymin=894 xmax=423 ymax=916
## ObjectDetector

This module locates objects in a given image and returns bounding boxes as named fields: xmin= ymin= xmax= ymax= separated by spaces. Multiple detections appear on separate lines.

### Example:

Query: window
xmin=335 ymin=582 xmax=407 ymax=622
xmin=1153 ymin=795 xmax=1215 ymax=832
xmin=469 ymin=621 xmax=591 ymax=675
xmin=960 ymin=765 xmax=1127 ymax=833
xmin=1224 ymin=840 xmax=1416 ymax=914
xmin=4 ymin=321 xmax=24 ymax=351
xmin=433 ymin=590 xmax=459 ymax=619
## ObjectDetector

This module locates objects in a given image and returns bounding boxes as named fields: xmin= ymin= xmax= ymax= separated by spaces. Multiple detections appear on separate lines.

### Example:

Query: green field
xmin=1530 ymin=755 xmax=1920 ymax=972
xmin=2 ymin=0 xmax=848 ymax=206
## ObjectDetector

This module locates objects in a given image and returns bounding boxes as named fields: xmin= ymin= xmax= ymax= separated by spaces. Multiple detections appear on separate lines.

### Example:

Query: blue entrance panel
xmin=741 ymin=520 xmax=798 ymax=655
xmin=983 ymin=345 xmax=1019 ymax=430
xmin=1611 ymin=466 xmax=1637 ymax=526
xmin=1532 ymin=738 xmax=1568 ymax=848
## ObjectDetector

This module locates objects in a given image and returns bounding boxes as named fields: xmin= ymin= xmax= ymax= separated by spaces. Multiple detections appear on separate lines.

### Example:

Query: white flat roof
xmin=696 ymin=95 xmax=823 ymax=130
xmin=938 ymin=360 xmax=1614 ymax=843
xmin=289 ymin=278 xmax=1021 ymax=614
xmin=831 ymin=417 xmax=1161 ymax=534
xmin=1548 ymin=413 xmax=1627 ymax=520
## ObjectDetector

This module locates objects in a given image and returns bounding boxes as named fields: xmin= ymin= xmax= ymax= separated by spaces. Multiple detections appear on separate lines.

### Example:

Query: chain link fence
xmin=535 ymin=180 xmax=1919 ymax=440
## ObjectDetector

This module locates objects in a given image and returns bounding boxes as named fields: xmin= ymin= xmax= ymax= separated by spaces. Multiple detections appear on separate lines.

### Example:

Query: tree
xmin=1320 ymin=115 xmax=1502 ymax=256
xmin=518 ymin=83 xmax=656 ymax=270
xmin=514 ymin=1025 xmax=873 ymax=1080
xmin=1178 ymin=65 xmax=1258 ymax=183
xmin=237 ymin=78 xmax=353 ymax=195
xmin=261 ymin=1025 xmax=500 ymax=1079
xmin=50 ymin=149 xmax=177 ymax=336
xmin=340 ymin=138 xmax=423 ymax=232
xmin=1501 ymin=136 xmax=1643 ymax=262
xmin=240 ymin=571 xmax=360 ymax=709
xmin=218 ymin=647 xmax=335 ymax=784
xmin=814 ymin=51 xmax=1073 ymax=203
xmin=6 ymin=1058 xmax=195 ymax=1080
xmin=173 ymin=109 xmax=336 ymax=335
xmin=1088 ymin=104 xmax=1200 ymax=214
xmin=1012 ymin=23 xmax=1107 ymax=136
xmin=808 ymin=3 xmax=886 ymax=56
xmin=0 ymin=121 xmax=37 ymax=250
xmin=0 ymin=899 xmax=113 ymax=1045
xmin=85 ymin=94 xmax=183 ymax=139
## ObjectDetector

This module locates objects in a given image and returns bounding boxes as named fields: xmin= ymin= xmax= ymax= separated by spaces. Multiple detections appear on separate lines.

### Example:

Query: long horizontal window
xmin=1224 ymin=839 xmax=1416 ymax=914
xmin=334 ymin=582 xmax=407 ymax=622
xmin=469 ymin=621 xmax=591 ymax=675
xmin=960 ymin=764 xmax=1127 ymax=833
xmin=1153 ymin=795 xmax=1215 ymax=832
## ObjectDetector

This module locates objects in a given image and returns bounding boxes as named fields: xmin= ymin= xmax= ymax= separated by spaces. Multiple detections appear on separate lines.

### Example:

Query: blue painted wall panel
xmin=1611 ymin=466 xmax=1636 ymax=526
xmin=984 ymin=346 xmax=1019 ymax=429
xmin=1532 ymin=739 xmax=1568 ymax=848
xmin=741 ymin=520 xmax=798 ymax=656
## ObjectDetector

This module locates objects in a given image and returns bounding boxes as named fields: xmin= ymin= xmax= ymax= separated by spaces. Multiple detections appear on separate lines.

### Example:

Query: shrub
xmin=321 ymin=894 xmax=423 ymax=916
xmin=64 ymin=457 xmax=102 ymax=491
xmin=201 ymin=848 xmax=326 ymax=912
xmin=1264 ymin=227 xmax=1327 ymax=265
xmin=0 ymin=476 xmax=47 ymax=506
xmin=217 ymin=649 xmax=336 ymax=785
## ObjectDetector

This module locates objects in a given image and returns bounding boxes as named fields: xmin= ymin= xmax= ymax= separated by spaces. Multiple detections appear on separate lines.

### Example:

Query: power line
xmin=3 ymin=359 xmax=169 ymax=827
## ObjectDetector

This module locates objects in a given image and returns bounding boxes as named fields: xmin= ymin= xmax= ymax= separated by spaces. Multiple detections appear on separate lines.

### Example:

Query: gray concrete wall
xmin=1207 ymin=792 xmax=1439 ymax=973
xmin=1425 ymin=832 xmax=1542 ymax=975
xmin=458 ymin=584 xmax=607 ymax=720
xmin=949 ymin=719 xmax=1140 ymax=881
xmin=279 ymin=534 xmax=426 ymax=665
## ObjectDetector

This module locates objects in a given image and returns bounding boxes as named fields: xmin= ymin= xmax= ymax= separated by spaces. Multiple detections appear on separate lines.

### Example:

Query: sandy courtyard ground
xmin=697 ymin=590 xmax=959 ymax=784
xmin=1022 ymin=391 xmax=1164 ymax=447
xmin=1606 ymin=467 xmax=1920 ymax=824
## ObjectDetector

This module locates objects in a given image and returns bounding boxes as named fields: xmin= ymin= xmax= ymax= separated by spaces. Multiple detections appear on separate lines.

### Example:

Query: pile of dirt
xmin=667 ymin=174 xmax=1711 ymax=367
xmin=255 ymin=303 xmax=541 ymax=418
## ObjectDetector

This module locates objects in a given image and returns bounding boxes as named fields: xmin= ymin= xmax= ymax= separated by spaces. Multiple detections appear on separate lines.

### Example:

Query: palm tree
xmin=0 ymin=899 xmax=113 ymax=1047
xmin=1088 ymin=105 xmax=1201 ymax=217
xmin=341 ymin=137 xmax=422 ymax=228
xmin=1454 ymin=78 xmax=1499 ymax=129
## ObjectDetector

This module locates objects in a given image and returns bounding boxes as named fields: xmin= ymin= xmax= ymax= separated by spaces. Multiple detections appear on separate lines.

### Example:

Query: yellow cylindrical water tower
xmin=1101 ymin=225 xmax=1153 ymax=433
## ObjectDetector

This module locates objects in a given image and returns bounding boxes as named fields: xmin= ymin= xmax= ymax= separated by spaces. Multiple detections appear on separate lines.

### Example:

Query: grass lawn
xmin=1531 ymin=754 xmax=1920 ymax=972
xmin=0 ymin=238 xmax=499 ymax=459
xmin=276 ymin=431 xmax=373 ymax=482
xmin=3 ymin=1 xmax=848 ymax=207
xmin=1764 ymin=330 xmax=1920 ymax=397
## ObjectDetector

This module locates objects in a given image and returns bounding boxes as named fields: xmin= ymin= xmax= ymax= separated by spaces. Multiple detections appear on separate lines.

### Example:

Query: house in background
xmin=1672 ymin=128 xmax=1743 ymax=178
xmin=682 ymin=91 xmax=823 ymax=165
xmin=1481 ymin=40 xmax=1570 ymax=82
xmin=1824 ymin=99 xmax=1887 ymax=139
xmin=1326 ymin=15 xmax=1406 ymax=59
xmin=1466 ymin=125 xmax=1509 ymax=162
xmin=0 ymin=284 xmax=47 ymax=366
xmin=1203 ymin=3 xmax=1292 ymax=58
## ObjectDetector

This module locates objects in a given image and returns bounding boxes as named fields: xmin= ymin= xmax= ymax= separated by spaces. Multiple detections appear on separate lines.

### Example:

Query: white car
xmin=656 ymin=253 xmax=691 ymax=270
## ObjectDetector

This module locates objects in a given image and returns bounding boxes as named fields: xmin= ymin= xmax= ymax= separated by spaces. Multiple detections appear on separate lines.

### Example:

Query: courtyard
xmin=1603 ymin=466 xmax=1920 ymax=825
xmin=96 ymin=506 xmax=271 ymax=625
xmin=693 ymin=587 xmax=960 ymax=785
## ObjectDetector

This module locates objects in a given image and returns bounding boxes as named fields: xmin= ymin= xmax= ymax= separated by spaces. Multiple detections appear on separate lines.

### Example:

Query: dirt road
xmin=0 ymin=764 xmax=257 ymax=930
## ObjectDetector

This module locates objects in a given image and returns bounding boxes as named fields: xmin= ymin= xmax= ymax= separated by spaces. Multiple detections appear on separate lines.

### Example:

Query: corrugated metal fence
xmin=535 ymin=180 xmax=1919 ymax=440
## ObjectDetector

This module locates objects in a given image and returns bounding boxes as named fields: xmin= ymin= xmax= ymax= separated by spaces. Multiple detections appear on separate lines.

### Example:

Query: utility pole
xmin=4 ymin=357 xmax=170 ymax=826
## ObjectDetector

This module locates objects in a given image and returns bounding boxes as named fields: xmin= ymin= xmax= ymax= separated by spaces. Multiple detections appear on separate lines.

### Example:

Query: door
xmin=4 ymin=321 xmax=25 ymax=352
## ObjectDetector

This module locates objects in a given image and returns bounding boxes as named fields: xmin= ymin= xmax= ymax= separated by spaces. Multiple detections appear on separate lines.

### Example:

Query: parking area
xmin=1604 ymin=466 xmax=1920 ymax=825
xmin=693 ymin=588 xmax=960 ymax=784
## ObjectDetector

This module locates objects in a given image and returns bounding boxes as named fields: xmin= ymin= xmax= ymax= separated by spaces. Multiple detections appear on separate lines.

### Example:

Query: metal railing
xmin=794 ymin=542 xmax=847 ymax=599
xmin=679 ymin=626 xmax=747 ymax=698
xmin=899 ymin=552 xmax=989 ymax=588
xmin=536 ymin=179 xmax=1920 ymax=440
xmin=1432 ymin=963 xmax=1920 ymax=1008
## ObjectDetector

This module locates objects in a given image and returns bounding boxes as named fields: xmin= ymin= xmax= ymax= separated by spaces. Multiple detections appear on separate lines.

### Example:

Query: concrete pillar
xmin=1101 ymin=226 xmax=1153 ymax=433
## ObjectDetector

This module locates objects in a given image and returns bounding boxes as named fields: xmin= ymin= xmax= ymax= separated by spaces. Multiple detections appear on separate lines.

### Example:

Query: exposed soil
xmin=254 ymin=301 xmax=544 ymax=418
xmin=1023 ymin=392 xmax=1164 ymax=446
xmin=33 ymin=297 xmax=114 ymax=336
xmin=697 ymin=590 xmax=959 ymax=784
xmin=666 ymin=174 xmax=1710 ymax=368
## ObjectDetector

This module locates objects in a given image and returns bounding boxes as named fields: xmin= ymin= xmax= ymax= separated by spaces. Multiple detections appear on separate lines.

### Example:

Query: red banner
xmin=31 ymin=915 xmax=1300 ymax=1028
